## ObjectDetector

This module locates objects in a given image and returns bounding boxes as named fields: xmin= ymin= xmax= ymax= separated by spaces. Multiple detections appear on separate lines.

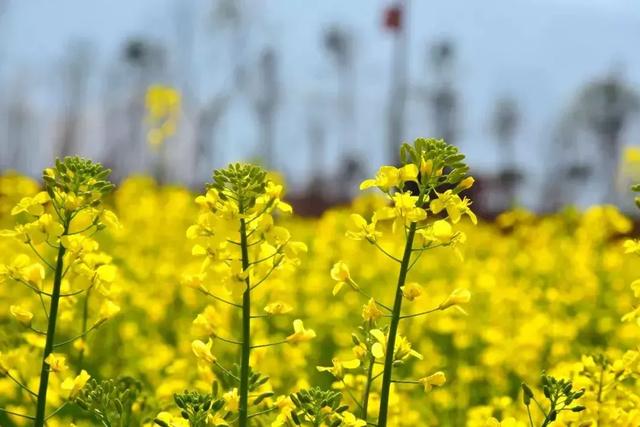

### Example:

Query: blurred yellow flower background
xmin=1 ymin=161 xmax=640 ymax=426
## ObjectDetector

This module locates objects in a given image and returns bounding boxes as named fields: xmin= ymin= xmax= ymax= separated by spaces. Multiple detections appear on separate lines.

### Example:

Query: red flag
xmin=384 ymin=4 xmax=402 ymax=31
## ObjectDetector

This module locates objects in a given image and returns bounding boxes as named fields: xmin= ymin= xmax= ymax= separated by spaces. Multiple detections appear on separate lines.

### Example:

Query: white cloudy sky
xmin=1 ymin=0 xmax=639 ymax=205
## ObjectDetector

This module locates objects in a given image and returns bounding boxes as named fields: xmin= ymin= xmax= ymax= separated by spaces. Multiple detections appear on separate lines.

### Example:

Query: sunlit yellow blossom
xmin=96 ymin=264 xmax=117 ymax=283
xmin=272 ymin=396 xmax=296 ymax=426
xmin=624 ymin=239 xmax=640 ymax=255
xmin=11 ymin=192 xmax=49 ymax=216
xmin=155 ymin=412 xmax=190 ymax=427
xmin=191 ymin=339 xmax=216 ymax=364
xmin=362 ymin=298 xmax=384 ymax=321
xmin=418 ymin=371 xmax=446 ymax=392
xmin=284 ymin=241 xmax=308 ymax=261
xmin=25 ymin=213 xmax=64 ymax=243
xmin=622 ymin=306 xmax=640 ymax=324
xmin=60 ymin=234 xmax=99 ymax=255
xmin=223 ymin=388 xmax=240 ymax=412
xmin=360 ymin=166 xmax=401 ymax=191
xmin=317 ymin=358 xmax=360 ymax=379
xmin=287 ymin=319 xmax=316 ymax=344
xmin=100 ymin=209 xmax=122 ymax=230
xmin=430 ymin=190 xmax=477 ymax=224
xmin=331 ymin=261 xmax=350 ymax=282
xmin=346 ymin=213 xmax=380 ymax=242
xmin=261 ymin=181 xmax=293 ymax=214
xmin=9 ymin=305 xmax=33 ymax=326
xmin=45 ymin=353 xmax=68 ymax=373
xmin=21 ymin=262 xmax=45 ymax=288
xmin=195 ymin=188 xmax=219 ymax=210
xmin=192 ymin=306 xmax=221 ymax=337
xmin=360 ymin=164 xmax=418 ymax=191
xmin=370 ymin=329 xmax=422 ymax=361
xmin=264 ymin=301 xmax=293 ymax=315
xmin=432 ymin=219 xmax=454 ymax=243
xmin=401 ymin=282 xmax=424 ymax=301
xmin=374 ymin=191 xmax=427 ymax=227
xmin=0 ymin=254 xmax=30 ymax=279
xmin=207 ymin=414 xmax=229 ymax=426
xmin=339 ymin=411 xmax=367 ymax=426
xmin=438 ymin=288 xmax=471 ymax=314
xmin=331 ymin=261 xmax=358 ymax=296
xmin=61 ymin=369 xmax=91 ymax=398
xmin=98 ymin=300 xmax=121 ymax=320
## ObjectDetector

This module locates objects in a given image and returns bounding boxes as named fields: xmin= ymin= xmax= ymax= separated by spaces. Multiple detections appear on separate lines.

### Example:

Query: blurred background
xmin=1 ymin=0 xmax=640 ymax=215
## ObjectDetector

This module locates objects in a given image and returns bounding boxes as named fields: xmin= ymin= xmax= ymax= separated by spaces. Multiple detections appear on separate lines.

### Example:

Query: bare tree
xmin=383 ymin=1 xmax=409 ymax=164
xmin=324 ymin=25 xmax=356 ymax=162
xmin=491 ymin=96 xmax=521 ymax=208
xmin=120 ymin=37 xmax=166 ymax=180
xmin=57 ymin=39 xmax=92 ymax=157
xmin=540 ymin=115 xmax=590 ymax=211
xmin=0 ymin=0 xmax=11 ymax=168
xmin=211 ymin=0 xmax=249 ymax=93
xmin=172 ymin=0 xmax=197 ymax=102
xmin=250 ymin=48 xmax=279 ymax=168
xmin=429 ymin=40 xmax=459 ymax=146
xmin=194 ymin=94 xmax=229 ymax=180
xmin=306 ymin=104 xmax=327 ymax=194
xmin=5 ymin=75 xmax=34 ymax=172
xmin=572 ymin=71 xmax=639 ymax=203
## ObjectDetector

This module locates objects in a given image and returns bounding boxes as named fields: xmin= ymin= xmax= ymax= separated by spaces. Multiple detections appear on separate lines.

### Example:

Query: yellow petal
xmin=370 ymin=329 xmax=386 ymax=344
xmin=359 ymin=179 xmax=377 ymax=190
xmin=342 ymin=359 xmax=361 ymax=369
xmin=371 ymin=342 xmax=385 ymax=358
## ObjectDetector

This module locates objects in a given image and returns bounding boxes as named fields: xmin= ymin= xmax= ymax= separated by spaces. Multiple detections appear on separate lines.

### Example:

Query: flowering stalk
xmin=185 ymin=163 xmax=313 ymax=426
xmin=0 ymin=157 xmax=119 ymax=426
xmin=377 ymin=208 xmax=420 ymax=426
xmin=360 ymin=321 xmax=375 ymax=420
xmin=328 ymin=138 xmax=476 ymax=426
xmin=238 ymin=216 xmax=251 ymax=426
xmin=34 ymin=224 xmax=67 ymax=427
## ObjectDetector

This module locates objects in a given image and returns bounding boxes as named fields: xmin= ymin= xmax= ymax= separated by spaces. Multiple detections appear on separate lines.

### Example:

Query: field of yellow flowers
xmin=1 ymin=139 xmax=640 ymax=427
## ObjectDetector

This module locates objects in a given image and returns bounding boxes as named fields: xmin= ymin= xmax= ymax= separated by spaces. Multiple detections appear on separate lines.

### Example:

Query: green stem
xmin=78 ymin=287 xmax=92 ymax=369
xmin=526 ymin=405 xmax=534 ymax=427
xmin=238 ymin=217 xmax=251 ymax=427
xmin=34 ymin=226 xmax=67 ymax=427
xmin=376 ymin=221 xmax=418 ymax=426
xmin=0 ymin=407 xmax=35 ymax=420
xmin=541 ymin=400 xmax=555 ymax=427
xmin=361 ymin=353 xmax=375 ymax=421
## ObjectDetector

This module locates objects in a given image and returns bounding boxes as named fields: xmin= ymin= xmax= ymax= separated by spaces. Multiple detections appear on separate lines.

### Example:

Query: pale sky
xmin=1 ymin=0 xmax=639 ymax=206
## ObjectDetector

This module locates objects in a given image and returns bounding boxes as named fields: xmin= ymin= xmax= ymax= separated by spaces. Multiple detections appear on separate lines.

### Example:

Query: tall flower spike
xmin=344 ymin=138 xmax=475 ymax=426
xmin=0 ymin=157 xmax=119 ymax=427
xmin=186 ymin=163 xmax=311 ymax=427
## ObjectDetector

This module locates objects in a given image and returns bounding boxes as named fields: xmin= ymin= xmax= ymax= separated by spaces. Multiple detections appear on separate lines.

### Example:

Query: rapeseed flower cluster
xmin=0 ymin=157 xmax=119 ymax=426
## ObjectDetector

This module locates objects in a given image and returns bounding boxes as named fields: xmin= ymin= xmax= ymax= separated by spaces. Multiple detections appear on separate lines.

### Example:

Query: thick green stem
xmin=34 ymin=229 xmax=67 ymax=427
xmin=377 ymin=221 xmax=418 ymax=426
xmin=541 ymin=398 xmax=556 ymax=427
xmin=238 ymin=217 xmax=251 ymax=427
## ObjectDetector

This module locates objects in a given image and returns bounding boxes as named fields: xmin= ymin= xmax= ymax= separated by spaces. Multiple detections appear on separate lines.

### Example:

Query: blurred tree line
xmin=0 ymin=0 xmax=639 ymax=214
